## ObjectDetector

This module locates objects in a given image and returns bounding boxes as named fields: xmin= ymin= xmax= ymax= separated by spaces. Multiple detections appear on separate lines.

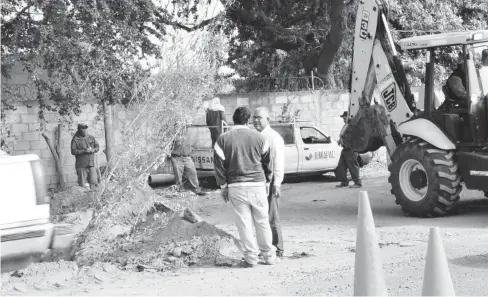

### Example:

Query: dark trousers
xmin=76 ymin=166 xmax=98 ymax=188
xmin=171 ymin=156 xmax=199 ymax=189
xmin=209 ymin=128 xmax=221 ymax=148
xmin=268 ymin=179 xmax=284 ymax=253
xmin=336 ymin=148 xmax=361 ymax=185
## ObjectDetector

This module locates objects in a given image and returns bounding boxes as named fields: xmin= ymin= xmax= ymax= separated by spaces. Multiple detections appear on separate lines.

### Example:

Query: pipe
xmin=148 ymin=174 xmax=175 ymax=185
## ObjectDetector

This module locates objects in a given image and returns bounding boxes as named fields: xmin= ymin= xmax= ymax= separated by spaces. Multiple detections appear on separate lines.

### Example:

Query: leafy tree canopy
xmin=1 ymin=0 xmax=218 ymax=119
xmin=220 ymin=0 xmax=488 ymax=90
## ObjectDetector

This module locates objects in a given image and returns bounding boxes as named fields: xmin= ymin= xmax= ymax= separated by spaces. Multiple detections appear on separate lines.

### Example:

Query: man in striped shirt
xmin=253 ymin=106 xmax=285 ymax=258
xmin=213 ymin=106 xmax=278 ymax=267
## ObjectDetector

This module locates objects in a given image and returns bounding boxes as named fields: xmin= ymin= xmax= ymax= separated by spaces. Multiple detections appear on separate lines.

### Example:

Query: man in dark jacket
xmin=71 ymin=123 xmax=99 ymax=189
xmin=335 ymin=111 xmax=362 ymax=188
xmin=171 ymin=126 xmax=207 ymax=196
xmin=444 ymin=54 xmax=469 ymax=106
xmin=206 ymin=97 xmax=227 ymax=147
xmin=213 ymin=106 xmax=277 ymax=267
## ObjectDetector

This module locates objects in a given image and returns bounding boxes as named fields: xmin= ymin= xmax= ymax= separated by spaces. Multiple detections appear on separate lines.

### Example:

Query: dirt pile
xmin=71 ymin=182 xmax=242 ymax=270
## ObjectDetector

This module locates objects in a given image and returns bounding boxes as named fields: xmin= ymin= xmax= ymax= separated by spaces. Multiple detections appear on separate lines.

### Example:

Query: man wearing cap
xmin=336 ymin=111 xmax=362 ymax=188
xmin=71 ymin=124 xmax=100 ymax=189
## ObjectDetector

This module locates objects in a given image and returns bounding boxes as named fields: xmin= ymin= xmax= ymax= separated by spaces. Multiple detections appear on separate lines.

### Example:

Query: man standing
xmin=171 ymin=126 xmax=207 ymax=196
xmin=213 ymin=106 xmax=277 ymax=267
xmin=252 ymin=107 xmax=285 ymax=258
xmin=206 ymin=97 xmax=227 ymax=147
xmin=336 ymin=111 xmax=362 ymax=188
xmin=71 ymin=123 xmax=99 ymax=189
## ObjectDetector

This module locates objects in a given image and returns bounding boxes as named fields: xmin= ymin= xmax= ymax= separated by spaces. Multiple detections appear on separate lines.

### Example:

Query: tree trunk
xmin=41 ymin=131 xmax=66 ymax=190
xmin=103 ymin=101 xmax=115 ymax=171
xmin=316 ymin=0 xmax=346 ymax=78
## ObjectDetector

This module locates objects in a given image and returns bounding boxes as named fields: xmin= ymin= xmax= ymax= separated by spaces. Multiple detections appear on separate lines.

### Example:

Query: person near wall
xmin=171 ymin=125 xmax=207 ymax=196
xmin=252 ymin=106 xmax=286 ymax=258
xmin=206 ymin=97 xmax=227 ymax=147
xmin=335 ymin=111 xmax=362 ymax=188
xmin=213 ymin=106 xmax=278 ymax=268
xmin=71 ymin=123 xmax=100 ymax=189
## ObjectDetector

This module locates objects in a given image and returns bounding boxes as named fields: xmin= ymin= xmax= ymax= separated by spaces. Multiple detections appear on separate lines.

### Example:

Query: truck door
xmin=298 ymin=126 xmax=340 ymax=172
xmin=271 ymin=124 xmax=299 ymax=173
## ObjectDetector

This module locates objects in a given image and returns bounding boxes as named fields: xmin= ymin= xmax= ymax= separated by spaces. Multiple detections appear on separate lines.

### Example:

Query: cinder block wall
xmin=2 ymin=101 xmax=139 ymax=188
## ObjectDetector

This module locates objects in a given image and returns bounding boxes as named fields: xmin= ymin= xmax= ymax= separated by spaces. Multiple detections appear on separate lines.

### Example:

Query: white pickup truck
xmin=146 ymin=121 xmax=370 ymax=182
xmin=0 ymin=152 xmax=75 ymax=272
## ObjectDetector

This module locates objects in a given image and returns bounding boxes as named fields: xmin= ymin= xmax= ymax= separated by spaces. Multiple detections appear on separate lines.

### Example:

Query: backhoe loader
xmin=342 ymin=0 xmax=488 ymax=217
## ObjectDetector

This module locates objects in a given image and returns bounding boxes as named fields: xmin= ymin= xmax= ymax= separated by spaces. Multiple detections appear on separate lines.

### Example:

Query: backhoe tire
xmin=388 ymin=138 xmax=462 ymax=217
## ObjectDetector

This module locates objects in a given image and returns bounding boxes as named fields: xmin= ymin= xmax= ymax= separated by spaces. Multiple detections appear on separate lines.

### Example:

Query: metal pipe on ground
xmin=148 ymin=174 xmax=175 ymax=186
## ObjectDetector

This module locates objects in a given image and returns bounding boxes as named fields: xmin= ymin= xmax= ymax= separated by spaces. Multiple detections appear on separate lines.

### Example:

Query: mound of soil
xmin=71 ymin=182 xmax=242 ymax=270
xmin=98 ymin=212 xmax=242 ymax=270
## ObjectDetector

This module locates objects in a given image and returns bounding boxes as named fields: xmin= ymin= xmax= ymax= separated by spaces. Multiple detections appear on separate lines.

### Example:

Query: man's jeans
xmin=229 ymin=185 xmax=276 ymax=265
xmin=171 ymin=156 xmax=199 ymax=189
xmin=268 ymin=180 xmax=284 ymax=253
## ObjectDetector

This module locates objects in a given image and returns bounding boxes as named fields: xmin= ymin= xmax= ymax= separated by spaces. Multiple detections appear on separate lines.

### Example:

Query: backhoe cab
xmin=343 ymin=0 xmax=488 ymax=217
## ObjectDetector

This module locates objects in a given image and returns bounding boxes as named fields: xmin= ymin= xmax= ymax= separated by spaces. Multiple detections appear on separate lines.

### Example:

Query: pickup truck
xmin=0 ymin=151 xmax=75 ymax=272
xmin=150 ymin=121 xmax=371 ymax=183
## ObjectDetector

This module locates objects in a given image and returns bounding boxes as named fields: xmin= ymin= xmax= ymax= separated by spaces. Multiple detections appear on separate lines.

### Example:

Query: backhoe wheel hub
xmin=410 ymin=168 xmax=427 ymax=189
xmin=399 ymin=159 xmax=428 ymax=202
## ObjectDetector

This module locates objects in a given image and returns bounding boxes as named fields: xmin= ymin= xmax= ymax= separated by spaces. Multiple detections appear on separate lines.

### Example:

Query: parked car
xmin=0 ymin=152 xmax=75 ymax=272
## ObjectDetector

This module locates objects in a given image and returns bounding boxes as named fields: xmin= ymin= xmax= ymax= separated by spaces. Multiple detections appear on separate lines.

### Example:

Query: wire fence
xmin=231 ymin=75 xmax=328 ymax=93
xmin=2 ymin=75 xmax=332 ymax=104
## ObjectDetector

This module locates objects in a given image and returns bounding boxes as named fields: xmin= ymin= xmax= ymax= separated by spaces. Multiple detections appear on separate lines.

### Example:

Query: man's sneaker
xmin=349 ymin=184 xmax=362 ymax=188
xmin=236 ymin=260 xmax=256 ymax=268
xmin=276 ymin=250 xmax=285 ymax=258
xmin=336 ymin=183 xmax=349 ymax=188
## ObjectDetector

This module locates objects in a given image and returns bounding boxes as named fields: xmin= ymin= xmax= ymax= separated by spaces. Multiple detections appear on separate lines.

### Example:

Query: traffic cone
xmin=353 ymin=191 xmax=388 ymax=296
xmin=421 ymin=227 xmax=455 ymax=296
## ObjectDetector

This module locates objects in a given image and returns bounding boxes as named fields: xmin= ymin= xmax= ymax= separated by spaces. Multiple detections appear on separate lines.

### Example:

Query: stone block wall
xmin=2 ymin=101 xmax=139 ymax=188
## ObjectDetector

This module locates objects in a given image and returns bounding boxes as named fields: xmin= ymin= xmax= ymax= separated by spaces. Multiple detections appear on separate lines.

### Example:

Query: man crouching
xmin=213 ymin=106 xmax=278 ymax=267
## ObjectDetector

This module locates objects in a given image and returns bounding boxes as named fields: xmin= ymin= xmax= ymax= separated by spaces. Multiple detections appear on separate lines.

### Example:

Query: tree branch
xmin=227 ymin=6 xmax=306 ymax=51
xmin=157 ymin=13 xmax=223 ymax=32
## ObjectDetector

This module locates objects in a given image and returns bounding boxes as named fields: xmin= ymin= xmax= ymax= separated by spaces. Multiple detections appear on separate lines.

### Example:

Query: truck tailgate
xmin=191 ymin=149 xmax=214 ymax=170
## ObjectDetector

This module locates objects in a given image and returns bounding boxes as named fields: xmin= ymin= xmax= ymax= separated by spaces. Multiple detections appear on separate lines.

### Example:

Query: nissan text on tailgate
xmin=0 ymin=152 xmax=76 ymax=272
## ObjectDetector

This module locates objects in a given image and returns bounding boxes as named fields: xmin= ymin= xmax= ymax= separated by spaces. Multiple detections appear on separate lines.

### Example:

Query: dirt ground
xmin=2 ymin=165 xmax=488 ymax=296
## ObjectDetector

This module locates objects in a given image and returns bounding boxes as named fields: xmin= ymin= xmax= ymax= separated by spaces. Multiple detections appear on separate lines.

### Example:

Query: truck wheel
xmin=388 ymin=138 xmax=462 ymax=217
xmin=485 ymin=192 xmax=488 ymax=198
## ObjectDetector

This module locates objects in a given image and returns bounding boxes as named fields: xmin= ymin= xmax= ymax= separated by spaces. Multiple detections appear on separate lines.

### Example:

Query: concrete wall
xmin=2 ymin=101 xmax=139 ymax=188
xmin=189 ymin=88 xmax=445 ymax=148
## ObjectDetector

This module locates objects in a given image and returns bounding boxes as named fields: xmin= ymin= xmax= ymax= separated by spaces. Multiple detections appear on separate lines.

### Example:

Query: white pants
xmin=229 ymin=185 xmax=276 ymax=265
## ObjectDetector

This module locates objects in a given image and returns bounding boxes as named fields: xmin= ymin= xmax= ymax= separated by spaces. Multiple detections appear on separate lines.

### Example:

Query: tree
xmin=1 ymin=0 xmax=219 ymax=169
xmin=218 ymin=0 xmax=488 ymax=90
xmin=221 ymin=0 xmax=351 ymax=89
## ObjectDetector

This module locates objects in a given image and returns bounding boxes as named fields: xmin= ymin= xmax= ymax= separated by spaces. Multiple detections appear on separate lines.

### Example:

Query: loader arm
xmin=341 ymin=0 xmax=417 ymax=156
